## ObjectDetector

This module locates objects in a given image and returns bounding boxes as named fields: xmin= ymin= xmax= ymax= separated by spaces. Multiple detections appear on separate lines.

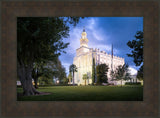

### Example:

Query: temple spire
xmin=83 ymin=26 xmax=85 ymax=32
xmin=80 ymin=27 xmax=88 ymax=47
xmin=111 ymin=44 xmax=113 ymax=71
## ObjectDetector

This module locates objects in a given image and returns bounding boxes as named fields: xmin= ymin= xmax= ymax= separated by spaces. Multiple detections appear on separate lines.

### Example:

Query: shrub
xmin=125 ymin=82 xmax=141 ymax=85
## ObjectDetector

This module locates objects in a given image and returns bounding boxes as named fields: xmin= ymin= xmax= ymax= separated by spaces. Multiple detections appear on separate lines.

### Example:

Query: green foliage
xmin=113 ymin=64 xmax=131 ymax=87
xmin=17 ymin=17 xmax=83 ymax=93
xmin=55 ymin=59 xmax=67 ymax=84
xmin=82 ymin=74 xmax=89 ymax=80
xmin=92 ymin=58 xmax=96 ymax=84
xmin=125 ymin=82 xmax=141 ymax=85
xmin=127 ymin=31 xmax=143 ymax=66
xmin=17 ymin=17 xmax=83 ymax=72
xmin=32 ymin=59 xmax=67 ymax=86
xmin=69 ymin=64 xmax=78 ymax=74
xmin=137 ymin=65 xmax=143 ymax=81
xmin=62 ymin=77 xmax=69 ymax=84
xmin=96 ymin=64 xmax=109 ymax=84
xmin=66 ymin=17 xmax=84 ymax=26
xmin=127 ymin=31 xmax=143 ymax=80
xmin=17 ymin=17 xmax=70 ymax=65
xmin=82 ymin=74 xmax=89 ymax=86
xmin=38 ymin=76 xmax=53 ymax=85
xmin=114 ymin=65 xmax=124 ymax=80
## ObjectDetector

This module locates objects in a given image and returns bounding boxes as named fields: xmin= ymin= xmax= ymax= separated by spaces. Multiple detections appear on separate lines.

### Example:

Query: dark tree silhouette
xmin=96 ymin=64 xmax=109 ymax=84
xmin=92 ymin=58 xmax=96 ymax=85
xmin=17 ymin=17 xmax=83 ymax=96
xmin=127 ymin=31 xmax=143 ymax=80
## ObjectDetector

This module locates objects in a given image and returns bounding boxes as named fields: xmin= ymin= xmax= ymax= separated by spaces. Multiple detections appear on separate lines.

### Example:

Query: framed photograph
xmin=1 ymin=0 xmax=159 ymax=117
xmin=16 ymin=16 xmax=143 ymax=101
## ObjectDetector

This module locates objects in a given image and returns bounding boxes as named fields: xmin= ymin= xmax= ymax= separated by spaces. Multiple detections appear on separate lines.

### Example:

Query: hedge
xmin=125 ymin=82 xmax=141 ymax=85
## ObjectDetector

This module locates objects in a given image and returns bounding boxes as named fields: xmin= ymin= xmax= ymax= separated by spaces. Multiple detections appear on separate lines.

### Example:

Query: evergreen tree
xmin=92 ymin=58 xmax=96 ymax=85
xmin=96 ymin=64 xmax=109 ymax=84
xmin=137 ymin=65 xmax=143 ymax=81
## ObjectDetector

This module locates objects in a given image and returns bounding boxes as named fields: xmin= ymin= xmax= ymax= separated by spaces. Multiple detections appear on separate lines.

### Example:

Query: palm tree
xmin=69 ymin=64 xmax=77 ymax=85
xmin=82 ymin=74 xmax=89 ymax=86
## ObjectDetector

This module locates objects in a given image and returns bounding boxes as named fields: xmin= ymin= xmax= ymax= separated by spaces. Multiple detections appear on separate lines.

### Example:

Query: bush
xmin=53 ymin=84 xmax=78 ymax=86
xmin=108 ymin=83 xmax=114 ymax=86
xmin=94 ymin=83 xmax=97 ymax=86
xmin=125 ymin=82 xmax=141 ymax=85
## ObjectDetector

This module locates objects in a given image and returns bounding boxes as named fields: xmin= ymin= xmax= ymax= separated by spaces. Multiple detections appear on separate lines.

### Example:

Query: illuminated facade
xmin=73 ymin=29 xmax=125 ymax=85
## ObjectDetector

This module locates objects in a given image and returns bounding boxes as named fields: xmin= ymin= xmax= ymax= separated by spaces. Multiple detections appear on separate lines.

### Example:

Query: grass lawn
xmin=17 ymin=85 xmax=143 ymax=101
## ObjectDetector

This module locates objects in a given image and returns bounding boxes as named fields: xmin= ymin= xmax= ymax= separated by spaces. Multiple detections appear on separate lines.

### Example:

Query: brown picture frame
xmin=0 ymin=0 xmax=159 ymax=117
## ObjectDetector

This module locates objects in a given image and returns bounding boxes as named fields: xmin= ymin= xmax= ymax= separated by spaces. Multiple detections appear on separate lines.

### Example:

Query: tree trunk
xmin=18 ymin=62 xmax=40 ymax=96
xmin=85 ymin=80 xmax=86 ymax=86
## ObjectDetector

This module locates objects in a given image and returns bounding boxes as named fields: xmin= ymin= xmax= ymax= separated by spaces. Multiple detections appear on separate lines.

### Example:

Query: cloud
xmin=87 ymin=18 xmax=110 ymax=41
xmin=61 ymin=18 xmax=122 ymax=74
xmin=66 ymin=27 xmax=81 ymax=55
xmin=128 ymin=67 xmax=137 ymax=75
xmin=59 ymin=17 xmax=142 ymax=75
xmin=87 ymin=18 xmax=95 ymax=30
xmin=67 ymin=18 xmax=112 ymax=55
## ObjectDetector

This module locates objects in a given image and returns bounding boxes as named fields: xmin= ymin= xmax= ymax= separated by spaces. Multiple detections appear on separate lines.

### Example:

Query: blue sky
xmin=59 ymin=17 xmax=143 ymax=76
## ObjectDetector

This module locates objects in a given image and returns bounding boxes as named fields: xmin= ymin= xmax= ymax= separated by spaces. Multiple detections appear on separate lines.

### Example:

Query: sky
xmin=59 ymin=17 xmax=143 ymax=76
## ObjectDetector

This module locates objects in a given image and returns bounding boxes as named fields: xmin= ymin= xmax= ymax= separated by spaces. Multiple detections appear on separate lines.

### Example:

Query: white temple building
xmin=73 ymin=28 xmax=125 ymax=85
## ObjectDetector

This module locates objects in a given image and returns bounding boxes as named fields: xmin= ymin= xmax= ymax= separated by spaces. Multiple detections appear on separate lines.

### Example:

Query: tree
xmin=114 ymin=64 xmax=130 ymax=87
xmin=32 ymin=62 xmax=43 ymax=88
xmin=127 ymin=31 xmax=143 ymax=80
xmin=32 ymin=60 xmax=55 ymax=88
xmin=62 ymin=77 xmax=69 ymax=84
xmin=82 ymin=74 xmax=89 ymax=86
xmin=125 ymin=72 xmax=132 ymax=83
xmin=114 ymin=65 xmax=124 ymax=87
xmin=92 ymin=58 xmax=96 ymax=85
xmin=137 ymin=65 xmax=143 ymax=81
xmin=69 ymin=64 xmax=77 ymax=85
xmin=17 ymin=17 xmax=83 ymax=96
xmin=58 ymin=67 xmax=67 ymax=84
xmin=55 ymin=59 xmax=67 ymax=84
xmin=123 ymin=64 xmax=132 ymax=82
xmin=33 ymin=60 xmax=58 ymax=86
xmin=96 ymin=64 xmax=109 ymax=84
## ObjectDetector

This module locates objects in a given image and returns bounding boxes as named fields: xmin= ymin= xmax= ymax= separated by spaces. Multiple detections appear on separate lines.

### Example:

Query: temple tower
xmin=80 ymin=27 xmax=89 ymax=47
